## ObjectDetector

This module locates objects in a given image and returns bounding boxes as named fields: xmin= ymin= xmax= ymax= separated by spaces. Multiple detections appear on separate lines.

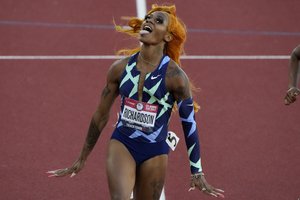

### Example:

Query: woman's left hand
xmin=188 ymin=173 xmax=225 ymax=198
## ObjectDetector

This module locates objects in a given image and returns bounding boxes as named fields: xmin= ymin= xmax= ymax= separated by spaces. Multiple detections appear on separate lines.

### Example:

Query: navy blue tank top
xmin=114 ymin=52 xmax=175 ymax=143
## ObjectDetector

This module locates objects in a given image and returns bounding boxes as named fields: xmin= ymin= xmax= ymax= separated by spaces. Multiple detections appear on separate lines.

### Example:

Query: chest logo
xmin=151 ymin=74 xmax=161 ymax=80
xmin=136 ymin=102 xmax=144 ymax=111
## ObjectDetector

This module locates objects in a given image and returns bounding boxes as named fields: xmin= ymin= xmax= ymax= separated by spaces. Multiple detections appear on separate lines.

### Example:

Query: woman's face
xmin=139 ymin=11 xmax=171 ymax=45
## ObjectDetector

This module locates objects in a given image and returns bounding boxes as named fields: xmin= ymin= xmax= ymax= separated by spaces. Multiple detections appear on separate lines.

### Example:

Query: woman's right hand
xmin=47 ymin=158 xmax=86 ymax=178
xmin=284 ymin=87 xmax=300 ymax=105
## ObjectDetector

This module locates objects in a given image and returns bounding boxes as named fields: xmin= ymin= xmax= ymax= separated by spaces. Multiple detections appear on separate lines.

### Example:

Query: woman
xmin=48 ymin=4 xmax=224 ymax=199
xmin=284 ymin=45 xmax=300 ymax=105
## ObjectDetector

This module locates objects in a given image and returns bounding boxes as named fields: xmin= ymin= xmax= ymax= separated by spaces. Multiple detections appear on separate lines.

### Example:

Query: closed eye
xmin=144 ymin=14 xmax=151 ymax=20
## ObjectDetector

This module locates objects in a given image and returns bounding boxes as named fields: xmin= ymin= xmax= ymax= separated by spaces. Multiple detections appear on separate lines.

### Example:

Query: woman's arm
xmin=78 ymin=58 xmax=125 ymax=161
xmin=166 ymin=61 xmax=224 ymax=198
xmin=288 ymin=45 xmax=300 ymax=89
xmin=166 ymin=62 xmax=202 ymax=173
xmin=47 ymin=58 xmax=127 ymax=177
xmin=285 ymin=45 xmax=300 ymax=105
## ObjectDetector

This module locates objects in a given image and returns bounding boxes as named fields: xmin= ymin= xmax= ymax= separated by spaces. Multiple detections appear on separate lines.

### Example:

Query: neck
xmin=139 ymin=45 xmax=164 ymax=67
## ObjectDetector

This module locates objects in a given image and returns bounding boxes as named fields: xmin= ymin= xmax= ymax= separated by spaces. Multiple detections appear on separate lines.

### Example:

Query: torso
xmin=114 ymin=52 xmax=176 ymax=143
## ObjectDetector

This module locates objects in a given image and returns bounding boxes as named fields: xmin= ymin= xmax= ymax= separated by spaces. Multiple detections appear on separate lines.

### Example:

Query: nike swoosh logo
xmin=151 ymin=74 xmax=161 ymax=80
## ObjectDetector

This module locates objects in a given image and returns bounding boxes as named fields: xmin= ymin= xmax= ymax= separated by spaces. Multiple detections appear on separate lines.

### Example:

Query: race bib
xmin=121 ymin=98 xmax=158 ymax=133
xmin=166 ymin=131 xmax=180 ymax=151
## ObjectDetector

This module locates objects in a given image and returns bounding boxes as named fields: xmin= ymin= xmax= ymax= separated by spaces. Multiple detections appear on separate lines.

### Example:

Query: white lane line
xmin=182 ymin=55 xmax=290 ymax=59
xmin=0 ymin=55 xmax=124 ymax=60
xmin=0 ymin=55 xmax=290 ymax=60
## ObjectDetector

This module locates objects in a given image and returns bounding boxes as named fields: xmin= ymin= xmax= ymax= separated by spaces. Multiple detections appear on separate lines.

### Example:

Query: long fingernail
xmin=70 ymin=172 xmax=76 ymax=178
xmin=208 ymin=192 xmax=218 ymax=197
xmin=216 ymin=189 xmax=225 ymax=193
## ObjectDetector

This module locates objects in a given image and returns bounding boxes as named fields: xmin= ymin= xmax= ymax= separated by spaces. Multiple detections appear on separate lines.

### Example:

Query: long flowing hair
xmin=115 ymin=4 xmax=200 ymax=112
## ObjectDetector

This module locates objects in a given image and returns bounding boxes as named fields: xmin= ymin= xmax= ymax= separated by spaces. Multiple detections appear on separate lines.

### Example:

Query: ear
xmin=164 ymin=33 xmax=173 ymax=42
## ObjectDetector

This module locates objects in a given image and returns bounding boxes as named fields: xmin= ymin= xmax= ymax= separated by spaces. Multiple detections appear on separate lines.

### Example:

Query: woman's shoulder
xmin=109 ymin=56 xmax=130 ymax=73
xmin=166 ymin=59 xmax=187 ymax=79
xmin=165 ymin=58 xmax=190 ymax=94
xmin=292 ymin=45 xmax=300 ymax=58
xmin=107 ymin=56 xmax=131 ymax=82
xmin=111 ymin=56 xmax=130 ymax=69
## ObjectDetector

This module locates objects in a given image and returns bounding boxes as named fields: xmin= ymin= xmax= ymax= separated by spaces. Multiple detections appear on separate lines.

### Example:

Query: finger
xmin=189 ymin=181 xmax=196 ymax=190
xmin=48 ymin=172 xmax=64 ymax=177
xmin=188 ymin=187 xmax=195 ymax=192
xmin=287 ymin=93 xmax=295 ymax=100
xmin=212 ymin=191 xmax=225 ymax=198
xmin=58 ymin=169 xmax=73 ymax=176
xmin=203 ymin=190 xmax=216 ymax=197
xmin=46 ymin=169 xmax=62 ymax=174
xmin=286 ymin=95 xmax=295 ymax=104
xmin=70 ymin=172 xmax=76 ymax=178
xmin=201 ymin=183 xmax=212 ymax=193
xmin=214 ymin=188 xmax=225 ymax=193
xmin=284 ymin=95 xmax=290 ymax=104
xmin=195 ymin=181 xmax=205 ymax=190
xmin=289 ymin=93 xmax=297 ymax=100
xmin=289 ymin=93 xmax=298 ymax=99
xmin=47 ymin=170 xmax=62 ymax=176
xmin=48 ymin=168 xmax=71 ymax=177
xmin=284 ymin=98 xmax=290 ymax=105
xmin=48 ymin=174 xmax=58 ymax=177
xmin=289 ymin=96 xmax=296 ymax=103
xmin=209 ymin=193 xmax=218 ymax=197
xmin=204 ymin=190 xmax=225 ymax=198
xmin=47 ymin=168 xmax=68 ymax=174
xmin=215 ymin=192 xmax=225 ymax=198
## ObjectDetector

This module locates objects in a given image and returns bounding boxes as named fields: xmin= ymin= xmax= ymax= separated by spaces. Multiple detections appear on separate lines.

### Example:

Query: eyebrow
xmin=153 ymin=12 xmax=169 ymax=24
xmin=156 ymin=12 xmax=168 ymax=19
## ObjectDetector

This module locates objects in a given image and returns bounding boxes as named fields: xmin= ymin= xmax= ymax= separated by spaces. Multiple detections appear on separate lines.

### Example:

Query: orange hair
xmin=115 ymin=4 xmax=200 ymax=112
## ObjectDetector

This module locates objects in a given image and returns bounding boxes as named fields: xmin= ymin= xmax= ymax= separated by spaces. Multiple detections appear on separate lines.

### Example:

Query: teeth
xmin=143 ymin=25 xmax=152 ymax=32
xmin=140 ymin=24 xmax=152 ymax=35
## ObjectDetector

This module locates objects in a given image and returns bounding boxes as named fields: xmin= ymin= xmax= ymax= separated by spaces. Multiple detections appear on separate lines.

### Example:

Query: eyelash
xmin=144 ymin=15 xmax=164 ymax=24
xmin=144 ymin=15 xmax=150 ymax=20
xmin=156 ymin=18 xmax=163 ymax=24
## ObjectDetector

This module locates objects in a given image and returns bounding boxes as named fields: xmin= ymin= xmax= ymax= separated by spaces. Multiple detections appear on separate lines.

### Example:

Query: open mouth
xmin=140 ymin=25 xmax=153 ymax=35
xmin=143 ymin=25 xmax=152 ymax=33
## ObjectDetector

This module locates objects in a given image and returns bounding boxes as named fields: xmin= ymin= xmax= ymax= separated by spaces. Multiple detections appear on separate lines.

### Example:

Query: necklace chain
xmin=139 ymin=53 xmax=157 ymax=67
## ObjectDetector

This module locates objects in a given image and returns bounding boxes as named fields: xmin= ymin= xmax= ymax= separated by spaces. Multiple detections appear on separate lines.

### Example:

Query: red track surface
xmin=1 ymin=1 xmax=300 ymax=200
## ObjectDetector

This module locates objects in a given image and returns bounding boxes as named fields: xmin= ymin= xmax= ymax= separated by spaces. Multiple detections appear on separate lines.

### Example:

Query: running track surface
xmin=0 ymin=1 xmax=300 ymax=200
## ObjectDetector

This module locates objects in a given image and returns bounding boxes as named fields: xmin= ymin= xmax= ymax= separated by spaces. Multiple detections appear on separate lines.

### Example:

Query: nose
xmin=145 ymin=16 xmax=154 ymax=24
